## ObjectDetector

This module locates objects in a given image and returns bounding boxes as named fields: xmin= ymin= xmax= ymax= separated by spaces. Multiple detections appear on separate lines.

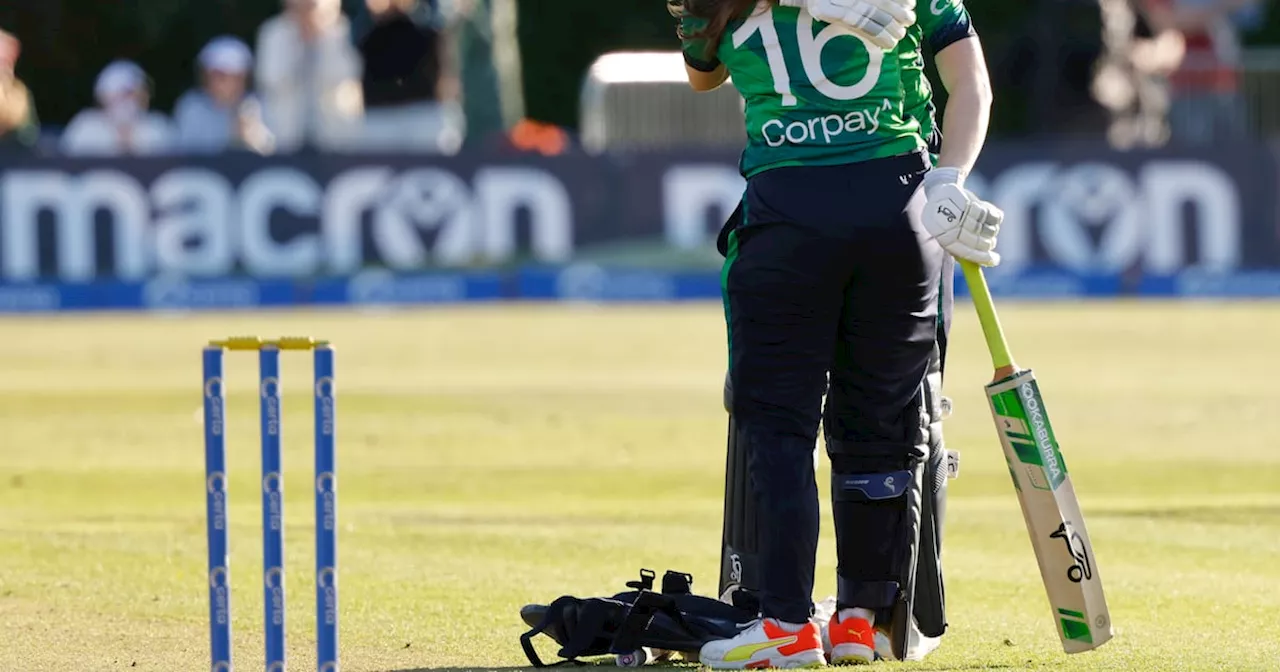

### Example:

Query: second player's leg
xmin=910 ymin=247 xmax=958 ymax=650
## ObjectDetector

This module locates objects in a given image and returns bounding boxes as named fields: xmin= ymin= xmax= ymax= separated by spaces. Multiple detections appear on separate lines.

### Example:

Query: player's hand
xmin=777 ymin=0 xmax=917 ymax=51
xmin=920 ymin=167 xmax=1003 ymax=267
xmin=667 ymin=0 xmax=690 ymax=39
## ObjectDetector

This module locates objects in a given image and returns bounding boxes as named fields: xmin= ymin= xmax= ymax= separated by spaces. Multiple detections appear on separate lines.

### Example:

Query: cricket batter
xmin=671 ymin=0 xmax=1003 ymax=667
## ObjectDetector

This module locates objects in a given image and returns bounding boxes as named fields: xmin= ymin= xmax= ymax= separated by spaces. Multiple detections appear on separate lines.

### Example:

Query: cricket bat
xmin=959 ymin=261 xmax=1113 ymax=653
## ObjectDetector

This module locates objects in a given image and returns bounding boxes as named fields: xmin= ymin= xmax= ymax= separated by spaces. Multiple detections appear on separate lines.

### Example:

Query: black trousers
xmin=720 ymin=152 xmax=947 ymax=622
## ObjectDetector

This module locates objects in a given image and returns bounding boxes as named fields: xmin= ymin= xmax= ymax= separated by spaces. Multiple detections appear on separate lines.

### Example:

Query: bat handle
xmin=958 ymin=261 xmax=1017 ymax=377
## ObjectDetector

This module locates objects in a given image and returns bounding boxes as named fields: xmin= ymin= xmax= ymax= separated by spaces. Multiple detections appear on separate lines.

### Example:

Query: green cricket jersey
xmin=681 ymin=0 xmax=975 ymax=177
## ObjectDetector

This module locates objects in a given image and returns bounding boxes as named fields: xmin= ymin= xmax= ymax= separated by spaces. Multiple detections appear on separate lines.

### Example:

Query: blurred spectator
xmin=256 ymin=0 xmax=364 ymax=152
xmin=1145 ymin=0 xmax=1262 ymax=145
xmin=174 ymin=37 xmax=275 ymax=155
xmin=358 ymin=0 xmax=462 ymax=153
xmin=0 ymin=29 xmax=38 ymax=151
xmin=61 ymin=60 xmax=174 ymax=156
xmin=1093 ymin=0 xmax=1185 ymax=148
xmin=452 ymin=0 xmax=522 ymax=149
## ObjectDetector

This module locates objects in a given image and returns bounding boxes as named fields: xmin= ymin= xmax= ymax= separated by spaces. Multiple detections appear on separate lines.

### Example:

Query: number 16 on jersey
xmin=732 ymin=7 xmax=886 ymax=106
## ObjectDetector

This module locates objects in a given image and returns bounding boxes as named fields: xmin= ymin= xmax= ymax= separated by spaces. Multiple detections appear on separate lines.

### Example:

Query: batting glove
xmin=920 ymin=167 xmax=1004 ymax=267
xmin=778 ymin=0 xmax=917 ymax=51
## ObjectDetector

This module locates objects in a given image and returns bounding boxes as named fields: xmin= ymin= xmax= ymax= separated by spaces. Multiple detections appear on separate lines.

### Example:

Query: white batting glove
xmin=920 ymin=167 xmax=1003 ymax=267
xmin=778 ymin=0 xmax=917 ymax=51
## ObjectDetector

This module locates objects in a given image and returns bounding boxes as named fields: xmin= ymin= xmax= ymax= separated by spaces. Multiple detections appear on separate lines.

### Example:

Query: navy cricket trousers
xmin=719 ymin=151 xmax=949 ymax=623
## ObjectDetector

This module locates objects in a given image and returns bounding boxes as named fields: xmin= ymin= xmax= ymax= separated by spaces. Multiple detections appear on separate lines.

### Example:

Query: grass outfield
xmin=0 ymin=303 xmax=1278 ymax=671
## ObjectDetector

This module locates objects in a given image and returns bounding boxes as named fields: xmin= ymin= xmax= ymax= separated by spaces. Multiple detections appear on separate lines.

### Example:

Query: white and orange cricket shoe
xmin=699 ymin=618 xmax=826 ymax=669
xmin=827 ymin=611 xmax=876 ymax=665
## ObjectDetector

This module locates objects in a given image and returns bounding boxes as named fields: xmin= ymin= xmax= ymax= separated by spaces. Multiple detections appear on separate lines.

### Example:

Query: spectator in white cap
xmin=174 ymin=36 xmax=275 ymax=154
xmin=61 ymin=59 xmax=174 ymax=156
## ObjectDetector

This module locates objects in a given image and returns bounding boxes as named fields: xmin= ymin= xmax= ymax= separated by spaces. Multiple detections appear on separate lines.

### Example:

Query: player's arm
xmin=933 ymin=36 xmax=992 ymax=176
xmin=670 ymin=0 xmax=728 ymax=91
xmin=919 ymin=23 xmax=1003 ymax=268
xmin=686 ymin=62 xmax=729 ymax=92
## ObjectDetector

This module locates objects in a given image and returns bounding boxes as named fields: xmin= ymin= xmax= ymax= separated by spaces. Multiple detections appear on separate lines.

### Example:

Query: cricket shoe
xmin=872 ymin=620 xmax=943 ymax=662
xmin=827 ymin=612 xmax=876 ymax=665
xmin=699 ymin=618 xmax=826 ymax=669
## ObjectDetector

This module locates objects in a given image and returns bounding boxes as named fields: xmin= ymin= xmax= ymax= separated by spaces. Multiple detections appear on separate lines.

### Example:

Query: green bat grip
xmin=959 ymin=260 xmax=1015 ymax=371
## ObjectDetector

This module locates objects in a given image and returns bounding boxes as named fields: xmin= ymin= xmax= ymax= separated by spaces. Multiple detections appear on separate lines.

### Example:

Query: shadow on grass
xmin=901 ymin=660 xmax=1029 ymax=665
xmin=390 ymin=662 xmax=697 ymax=672
xmin=389 ymin=667 xmax=626 ymax=672
xmin=388 ymin=668 xmax=534 ymax=672
xmin=390 ymin=664 xmax=1031 ymax=672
